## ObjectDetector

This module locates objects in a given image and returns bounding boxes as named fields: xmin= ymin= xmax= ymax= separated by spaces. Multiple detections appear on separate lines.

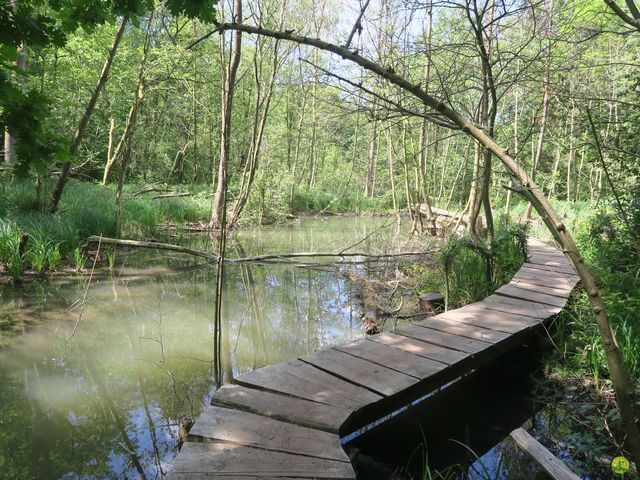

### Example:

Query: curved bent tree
xmin=605 ymin=0 xmax=640 ymax=32
xmin=191 ymin=22 xmax=640 ymax=465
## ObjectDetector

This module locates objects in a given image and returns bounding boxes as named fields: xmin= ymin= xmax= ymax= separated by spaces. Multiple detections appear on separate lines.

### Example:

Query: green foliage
xmin=165 ymin=0 xmax=218 ymax=23
xmin=0 ymin=179 xmax=212 ymax=278
xmin=1 ymin=0 xmax=218 ymax=179
xmin=438 ymin=224 xmax=528 ymax=309
xmin=25 ymin=231 xmax=62 ymax=275
xmin=0 ymin=220 xmax=24 ymax=281
xmin=73 ymin=247 xmax=87 ymax=271
xmin=293 ymin=187 xmax=397 ymax=214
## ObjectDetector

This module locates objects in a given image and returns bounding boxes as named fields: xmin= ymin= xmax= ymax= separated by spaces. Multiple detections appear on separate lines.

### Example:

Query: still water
xmin=0 ymin=216 xmax=426 ymax=479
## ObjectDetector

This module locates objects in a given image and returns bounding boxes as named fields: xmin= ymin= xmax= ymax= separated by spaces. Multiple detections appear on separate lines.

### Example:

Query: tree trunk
xmin=364 ymin=108 xmax=378 ymax=197
xmin=386 ymin=127 xmax=398 ymax=212
xmin=49 ymin=17 xmax=128 ymax=214
xmin=4 ymin=0 xmax=27 ymax=166
xmin=209 ymin=0 xmax=243 ymax=229
xmin=114 ymin=12 xmax=154 ymax=235
xmin=228 ymin=3 xmax=288 ymax=228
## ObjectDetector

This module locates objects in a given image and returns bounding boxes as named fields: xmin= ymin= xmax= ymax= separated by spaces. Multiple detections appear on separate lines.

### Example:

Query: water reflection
xmin=0 ymin=216 xmax=425 ymax=479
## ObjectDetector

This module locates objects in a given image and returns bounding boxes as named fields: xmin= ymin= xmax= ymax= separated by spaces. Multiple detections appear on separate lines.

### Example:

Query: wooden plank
xmin=171 ymin=477 xmax=307 ymax=480
xmin=235 ymin=360 xmax=382 ymax=410
xmin=300 ymin=348 xmax=418 ymax=397
xmin=399 ymin=323 xmax=493 ymax=354
xmin=509 ymin=279 xmax=573 ymax=298
xmin=528 ymin=253 xmax=570 ymax=265
xmin=522 ymin=261 xmax=578 ymax=276
xmin=369 ymin=331 xmax=468 ymax=364
xmin=520 ymin=263 xmax=579 ymax=280
xmin=527 ymin=248 xmax=568 ymax=257
xmin=508 ymin=278 xmax=573 ymax=298
xmin=482 ymin=294 xmax=559 ymax=319
xmin=527 ymin=255 xmax=573 ymax=270
xmin=414 ymin=315 xmax=510 ymax=344
xmin=496 ymin=284 xmax=569 ymax=308
xmin=189 ymin=406 xmax=349 ymax=462
xmin=334 ymin=338 xmax=445 ymax=379
xmin=169 ymin=442 xmax=356 ymax=478
xmin=213 ymin=384 xmax=351 ymax=433
xmin=512 ymin=269 xmax=577 ymax=291
xmin=510 ymin=428 xmax=580 ymax=480
xmin=438 ymin=304 xmax=537 ymax=333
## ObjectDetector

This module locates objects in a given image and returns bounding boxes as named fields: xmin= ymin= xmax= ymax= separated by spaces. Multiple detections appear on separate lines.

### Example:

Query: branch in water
xmin=85 ymin=236 xmax=435 ymax=264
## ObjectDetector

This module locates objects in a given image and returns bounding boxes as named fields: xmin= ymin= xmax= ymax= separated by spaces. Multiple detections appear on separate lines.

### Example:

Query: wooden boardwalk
xmin=169 ymin=240 xmax=580 ymax=479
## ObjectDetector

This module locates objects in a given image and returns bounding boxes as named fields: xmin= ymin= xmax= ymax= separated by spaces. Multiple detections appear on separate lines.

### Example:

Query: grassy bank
xmin=0 ymin=179 xmax=211 ymax=279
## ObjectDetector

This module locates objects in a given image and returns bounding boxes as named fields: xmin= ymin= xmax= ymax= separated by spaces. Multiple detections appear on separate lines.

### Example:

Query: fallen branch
xmin=150 ymin=192 xmax=192 ymax=199
xmin=85 ymin=236 xmax=217 ymax=261
xmin=133 ymin=186 xmax=166 ymax=197
xmin=85 ymin=236 xmax=435 ymax=264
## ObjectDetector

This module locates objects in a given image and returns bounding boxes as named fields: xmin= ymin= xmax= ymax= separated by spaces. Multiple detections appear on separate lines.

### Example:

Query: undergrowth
xmin=0 ymin=179 xmax=211 ymax=278
xmin=436 ymin=223 xmax=527 ymax=309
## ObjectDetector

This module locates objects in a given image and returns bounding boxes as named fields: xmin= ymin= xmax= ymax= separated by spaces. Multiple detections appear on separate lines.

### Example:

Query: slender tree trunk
xmin=525 ymin=1 xmax=553 ymax=219
xmin=114 ymin=13 xmax=153 ymax=235
xmin=229 ymin=3 xmax=288 ymax=228
xmin=386 ymin=127 xmax=398 ymax=212
xmin=289 ymin=90 xmax=308 ymax=210
xmin=566 ymin=104 xmax=575 ymax=201
xmin=4 ymin=0 xmax=27 ymax=166
xmin=210 ymin=0 xmax=242 ymax=228
xmin=505 ymin=77 xmax=520 ymax=214
xmin=364 ymin=108 xmax=378 ymax=197
xmin=49 ymin=17 xmax=128 ymax=214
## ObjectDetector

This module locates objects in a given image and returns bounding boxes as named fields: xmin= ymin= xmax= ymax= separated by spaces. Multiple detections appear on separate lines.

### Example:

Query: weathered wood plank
xmin=527 ymin=255 xmax=571 ymax=267
xmin=415 ymin=315 xmax=510 ymax=344
xmin=235 ymin=360 xmax=382 ymax=409
xmin=511 ymin=269 xmax=576 ymax=291
xmin=369 ymin=331 xmax=467 ymax=364
xmin=399 ymin=324 xmax=494 ymax=354
xmin=496 ymin=284 xmax=569 ymax=308
xmin=170 ymin=477 xmax=307 ymax=480
xmin=213 ymin=384 xmax=351 ymax=433
xmin=522 ymin=261 xmax=578 ymax=276
xmin=508 ymin=279 xmax=573 ymax=298
xmin=335 ymin=338 xmax=445 ymax=379
xmin=520 ymin=263 xmax=579 ymax=279
xmin=527 ymin=256 xmax=574 ymax=270
xmin=527 ymin=247 xmax=566 ymax=257
xmin=437 ymin=304 xmax=537 ymax=333
xmin=482 ymin=294 xmax=560 ymax=319
xmin=510 ymin=428 xmax=580 ymax=480
xmin=189 ymin=406 xmax=350 ymax=462
xmin=169 ymin=443 xmax=356 ymax=478
xmin=300 ymin=348 xmax=418 ymax=397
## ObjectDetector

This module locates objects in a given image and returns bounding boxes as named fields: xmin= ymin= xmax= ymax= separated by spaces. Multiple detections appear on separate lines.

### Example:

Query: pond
xmin=0 ymin=216 xmax=433 ymax=480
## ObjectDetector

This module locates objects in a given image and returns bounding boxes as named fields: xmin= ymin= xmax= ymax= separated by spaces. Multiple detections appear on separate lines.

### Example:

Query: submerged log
xmin=418 ymin=205 xmax=484 ymax=233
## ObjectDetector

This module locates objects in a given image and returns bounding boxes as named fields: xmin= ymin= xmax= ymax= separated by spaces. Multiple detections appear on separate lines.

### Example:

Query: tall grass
xmin=0 ymin=179 xmax=212 ymax=278
xmin=438 ymin=223 xmax=527 ymax=309
xmin=293 ymin=187 xmax=399 ymax=213
xmin=0 ymin=220 xmax=24 ymax=281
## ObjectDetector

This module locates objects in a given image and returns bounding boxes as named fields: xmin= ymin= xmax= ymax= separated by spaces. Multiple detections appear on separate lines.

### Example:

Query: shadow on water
xmin=346 ymin=335 xmax=550 ymax=480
